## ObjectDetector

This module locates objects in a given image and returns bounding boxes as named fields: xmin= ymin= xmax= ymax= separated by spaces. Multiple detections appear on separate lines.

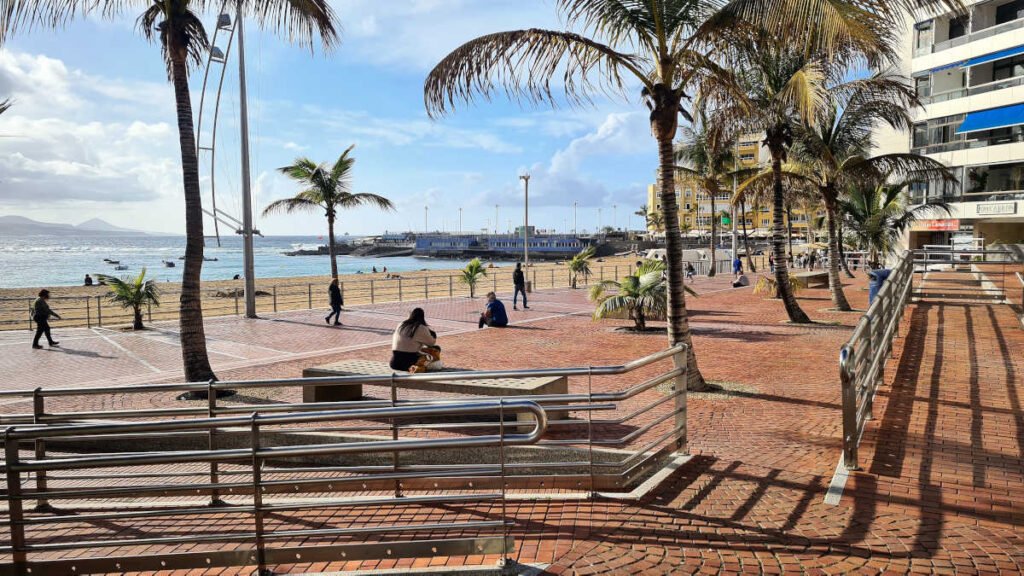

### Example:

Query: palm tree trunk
xmin=327 ymin=212 xmax=339 ymax=280
xmin=741 ymin=198 xmax=755 ymax=272
xmin=823 ymin=191 xmax=851 ymax=311
xmin=708 ymin=187 xmax=717 ymax=277
xmin=768 ymin=134 xmax=810 ymax=324
xmin=133 ymin=305 xmax=144 ymax=331
xmin=652 ymin=99 xmax=706 ymax=391
xmin=636 ymin=308 xmax=646 ymax=331
xmin=785 ymin=202 xmax=795 ymax=261
xmin=837 ymin=217 xmax=855 ymax=278
xmin=171 ymin=50 xmax=216 ymax=382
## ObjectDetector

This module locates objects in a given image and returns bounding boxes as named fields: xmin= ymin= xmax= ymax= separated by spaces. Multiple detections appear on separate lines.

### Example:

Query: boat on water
xmin=106 ymin=259 xmax=121 ymax=265
xmin=114 ymin=265 xmax=129 ymax=271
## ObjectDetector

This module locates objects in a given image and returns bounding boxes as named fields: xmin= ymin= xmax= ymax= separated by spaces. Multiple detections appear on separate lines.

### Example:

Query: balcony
xmin=914 ymin=0 xmax=1024 ymax=56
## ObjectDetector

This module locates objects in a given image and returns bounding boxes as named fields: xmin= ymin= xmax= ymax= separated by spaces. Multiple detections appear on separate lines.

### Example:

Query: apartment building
xmin=905 ymin=0 xmax=1024 ymax=248
xmin=645 ymin=136 xmax=820 ymax=239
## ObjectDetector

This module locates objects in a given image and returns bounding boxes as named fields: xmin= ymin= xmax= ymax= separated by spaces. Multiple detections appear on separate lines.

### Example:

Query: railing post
xmin=390 ymin=374 xmax=402 ymax=498
xmin=449 ymin=275 xmax=453 ymax=297
xmin=234 ymin=290 xmax=240 ymax=315
xmin=493 ymin=274 xmax=498 ymax=293
xmin=209 ymin=379 xmax=225 ymax=507
xmin=32 ymin=388 xmax=51 ymax=512
xmin=424 ymin=277 xmax=429 ymax=300
xmin=4 ymin=431 xmax=28 ymax=575
xmin=86 ymin=297 xmax=91 ymax=329
xmin=307 ymin=284 xmax=312 ymax=309
xmin=370 ymin=280 xmax=376 ymax=304
xmin=840 ymin=346 xmax=859 ymax=470
xmin=497 ymin=399 xmax=511 ymax=568
xmin=96 ymin=295 xmax=102 ymax=327
xmin=863 ymin=313 xmax=875 ymax=422
xmin=671 ymin=345 xmax=688 ymax=455
xmin=550 ymin=268 xmax=554 ymax=288
xmin=249 ymin=414 xmax=268 ymax=575
xmin=28 ymin=298 xmax=33 ymax=331
xmin=398 ymin=278 xmax=403 ymax=301
xmin=272 ymin=286 xmax=277 ymax=313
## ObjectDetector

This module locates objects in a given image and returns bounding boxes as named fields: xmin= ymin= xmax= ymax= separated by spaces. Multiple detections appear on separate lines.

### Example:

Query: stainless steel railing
xmin=1 ymin=401 xmax=546 ymax=575
xmin=838 ymin=251 xmax=914 ymax=470
xmin=0 ymin=345 xmax=689 ymax=573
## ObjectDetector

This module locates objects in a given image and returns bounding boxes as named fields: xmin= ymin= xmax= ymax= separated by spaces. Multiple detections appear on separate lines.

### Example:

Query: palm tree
xmin=460 ymin=258 xmax=488 ymax=298
xmin=590 ymin=259 xmax=696 ymax=331
xmin=0 ymin=98 xmax=10 ymax=116
xmin=265 ymin=146 xmax=394 ymax=279
xmin=647 ymin=211 xmax=666 ymax=233
xmin=842 ymin=183 xmax=952 ymax=267
xmin=748 ymin=72 xmax=957 ymax=310
xmin=676 ymin=116 xmax=737 ymax=278
xmin=2 ymin=2 xmax=339 ymax=382
xmin=568 ymin=246 xmax=596 ymax=288
xmin=97 ymin=268 xmax=160 ymax=330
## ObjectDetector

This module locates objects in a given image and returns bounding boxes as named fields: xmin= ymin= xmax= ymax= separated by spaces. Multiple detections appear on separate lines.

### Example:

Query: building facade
xmin=645 ymin=136 xmax=821 ymax=240
xmin=904 ymin=0 xmax=1024 ymax=247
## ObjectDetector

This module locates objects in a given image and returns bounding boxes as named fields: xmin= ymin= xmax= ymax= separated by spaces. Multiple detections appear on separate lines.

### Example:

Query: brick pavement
xmin=1 ymin=272 xmax=1023 ymax=574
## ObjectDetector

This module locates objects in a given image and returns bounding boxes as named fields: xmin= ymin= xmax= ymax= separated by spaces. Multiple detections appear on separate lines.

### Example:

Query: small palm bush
xmin=753 ymin=275 xmax=807 ymax=299
xmin=97 ymin=268 xmax=160 ymax=330
xmin=568 ymin=246 xmax=595 ymax=288
xmin=459 ymin=258 xmax=487 ymax=298
xmin=589 ymin=259 xmax=696 ymax=331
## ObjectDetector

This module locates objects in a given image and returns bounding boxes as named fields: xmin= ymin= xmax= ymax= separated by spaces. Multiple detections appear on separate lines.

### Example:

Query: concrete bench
xmin=793 ymin=270 xmax=829 ymax=288
xmin=302 ymin=359 xmax=569 ymax=422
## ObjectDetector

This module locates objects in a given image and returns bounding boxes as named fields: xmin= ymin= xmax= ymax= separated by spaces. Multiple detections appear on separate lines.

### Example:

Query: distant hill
xmin=0 ymin=216 xmax=156 ymax=236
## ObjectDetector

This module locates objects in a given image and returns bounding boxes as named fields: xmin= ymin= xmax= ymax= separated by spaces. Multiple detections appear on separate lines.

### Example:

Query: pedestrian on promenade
xmin=809 ymin=250 xmax=818 ymax=270
xmin=325 ymin=278 xmax=344 ymax=325
xmin=768 ymin=253 xmax=775 ymax=273
xmin=513 ymin=262 xmax=529 ymax=310
xmin=478 ymin=292 xmax=509 ymax=328
xmin=685 ymin=262 xmax=696 ymax=282
xmin=31 ymin=289 xmax=60 ymax=349
xmin=732 ymin=255 xmax=742 ymax=275
xmin=390 ymin=307 xmax=440 ymax=372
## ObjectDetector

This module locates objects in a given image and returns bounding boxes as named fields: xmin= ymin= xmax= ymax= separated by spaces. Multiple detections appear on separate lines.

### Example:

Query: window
xmin=993 ymin=55 xmax=1024 ymax=81
xmin=967 ymin=161 xmax=1024 ymax=193
xmin=948 ymin=16 xmax=967 ymax=39
xmin=910 ymin=113 xmax=967 ymax=151
xmin=914 ymin=75 xmax=931 ymax=97
xmin=996 ymin=0 xmax=1024 ymax=25
xmin=915 ymin=21 xmax=933 ymax=51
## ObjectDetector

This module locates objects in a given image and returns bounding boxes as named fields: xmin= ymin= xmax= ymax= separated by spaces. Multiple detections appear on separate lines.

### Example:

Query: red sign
xmin=913 ymin=219 xmax=959 ymax=231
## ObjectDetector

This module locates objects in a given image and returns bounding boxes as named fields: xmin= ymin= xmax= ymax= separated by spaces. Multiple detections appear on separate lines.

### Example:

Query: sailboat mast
xmin=237 ymin=2 xmax=257 ymax=319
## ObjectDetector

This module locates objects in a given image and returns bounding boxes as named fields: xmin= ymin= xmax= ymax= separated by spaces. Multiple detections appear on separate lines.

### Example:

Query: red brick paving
xmin=2 ymin=273 xmax=1023 ymax=574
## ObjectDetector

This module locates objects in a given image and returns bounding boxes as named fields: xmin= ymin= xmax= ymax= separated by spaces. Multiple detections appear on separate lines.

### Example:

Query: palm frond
xmin=424 ymin=28 xmax=648 ymax=118
xmin=0 ymin=98 xmax=11 ymax=116
xmin=261 ymin=197 xmax=321 ymax=216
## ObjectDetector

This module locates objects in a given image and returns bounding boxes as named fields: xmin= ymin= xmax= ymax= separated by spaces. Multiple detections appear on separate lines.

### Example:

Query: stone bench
xmin=302 ymin=359 xmax=569 ymax=423
xmin=793 ymin=270 xmax=829 ymax=288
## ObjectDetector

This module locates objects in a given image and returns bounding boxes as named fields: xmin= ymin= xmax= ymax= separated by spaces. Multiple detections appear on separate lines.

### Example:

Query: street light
xmin=458 ymin=207 xmax=463 ymax=235
xmin=520 ymin=173 xmax=530 ymax=267
xmin=598 ymin=207 xmax=602 ymax=232
xmin=573 ymin=201 xmax=578 ymax=235
xmin=495 ymin=205 xmax=499 ymax=235
xmin=613 ymin=204 xmax=617 ymax=230
xmin=424 ymin=205 xmax=428 ymax=233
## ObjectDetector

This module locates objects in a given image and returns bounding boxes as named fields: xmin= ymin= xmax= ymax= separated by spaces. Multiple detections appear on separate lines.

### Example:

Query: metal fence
xmin=837 ymin=251 xmax=914 ymax=470
xmin=0 ymin=345 xmax=689 ymax=574
xmin=1 ymin=257 xmax=771 ymax=331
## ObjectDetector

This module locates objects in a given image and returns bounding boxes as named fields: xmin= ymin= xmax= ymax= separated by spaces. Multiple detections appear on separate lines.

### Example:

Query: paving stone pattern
xmin=1 ymin=272 xmax=1022 ymax=574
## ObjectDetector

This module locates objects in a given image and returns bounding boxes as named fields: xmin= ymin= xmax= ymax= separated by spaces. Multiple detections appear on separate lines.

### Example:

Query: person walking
xmin=512 ymin=262 xmax=528 ymax=310
xmin=478 ymin=292 xmax=509 ymax=328
xmin=732 ymin=255 xmax=742 ymax=275
xmin=325 ymin=278 xmax=344 ymax=326
xmin=768 ymin=253 xmax=775 ymax=273
xmin=31 ymin=289 xmax=60 ymax=349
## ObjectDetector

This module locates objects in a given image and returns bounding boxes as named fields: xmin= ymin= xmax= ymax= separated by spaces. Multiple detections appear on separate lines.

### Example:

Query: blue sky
xmin=0 ymin=0 xmax=659 ymax=236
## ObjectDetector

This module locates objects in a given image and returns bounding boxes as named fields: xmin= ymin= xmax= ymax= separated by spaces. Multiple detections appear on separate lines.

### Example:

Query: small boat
xmin=162 ymin=260 xmax=176 ymax=268
xmin=114 ymin=264 xmax=129 ymax=271
xmin=204 ymin=256 xmax=219 ymax=262
xmin=106 ymin=260 xmax=120 ymax=265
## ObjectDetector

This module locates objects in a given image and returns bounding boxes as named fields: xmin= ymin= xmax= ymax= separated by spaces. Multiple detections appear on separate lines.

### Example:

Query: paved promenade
xmin=1 ymin=272 xmax=1022 ymax=574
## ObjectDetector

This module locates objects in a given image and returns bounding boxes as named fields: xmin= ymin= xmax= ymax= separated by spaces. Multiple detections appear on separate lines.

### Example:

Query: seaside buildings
xmin=644 ymin=136 xmax=823 ymax=242
xmin=898 ymin=0 xmax=1024 ymax=248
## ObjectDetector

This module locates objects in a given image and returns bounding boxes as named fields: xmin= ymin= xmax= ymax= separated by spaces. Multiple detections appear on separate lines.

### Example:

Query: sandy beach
xmin=0 ymin=257 xmax=640 ymax=331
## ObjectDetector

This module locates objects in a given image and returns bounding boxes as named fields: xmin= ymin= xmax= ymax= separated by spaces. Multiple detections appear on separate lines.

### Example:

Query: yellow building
xmin=645 ymin=135 xmax=821 ymax=238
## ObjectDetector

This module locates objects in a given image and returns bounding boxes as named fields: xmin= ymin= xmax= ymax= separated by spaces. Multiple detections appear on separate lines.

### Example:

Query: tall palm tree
xmin=97 ymin=268 xmax=160 ymax=330
xmin=265 ymin=146 xmax=394 ymax=280
xmin=2 ymin=1 xmax=339 ymax=382
xmin=676 ymin=116 xmax=737 ymax=278
xmin=841 ymin=183 xmax=952 ymax=267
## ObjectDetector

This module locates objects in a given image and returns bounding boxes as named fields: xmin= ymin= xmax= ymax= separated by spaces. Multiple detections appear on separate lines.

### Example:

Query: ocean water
xmin=0 ymin=235 xmax=474 ymax=289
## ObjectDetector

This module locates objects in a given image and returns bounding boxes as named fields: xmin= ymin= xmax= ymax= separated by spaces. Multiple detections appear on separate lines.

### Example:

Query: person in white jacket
xmin=389 ymin=308 xmax=439 ymax=372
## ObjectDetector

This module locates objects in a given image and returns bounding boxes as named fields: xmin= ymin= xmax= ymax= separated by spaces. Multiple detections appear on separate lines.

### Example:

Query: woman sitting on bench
xmin=390 ymin=307 xmax=441 ymax=373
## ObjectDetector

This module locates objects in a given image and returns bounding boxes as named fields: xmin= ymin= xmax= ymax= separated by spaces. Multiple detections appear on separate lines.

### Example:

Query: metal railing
xmin=838 ymin=251 xmax=914 ymax=470
xmin=0 ymin=345 xmax=689 ymax=573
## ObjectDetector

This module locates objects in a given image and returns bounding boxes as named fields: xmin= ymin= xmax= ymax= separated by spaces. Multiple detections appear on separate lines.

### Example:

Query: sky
xmin=0 ymin=0 xmax=660 ymax=237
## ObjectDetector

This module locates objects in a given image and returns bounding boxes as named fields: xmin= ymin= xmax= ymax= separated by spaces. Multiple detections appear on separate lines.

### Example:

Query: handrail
xmin=838 ymin=250 xmax=914 ymax=470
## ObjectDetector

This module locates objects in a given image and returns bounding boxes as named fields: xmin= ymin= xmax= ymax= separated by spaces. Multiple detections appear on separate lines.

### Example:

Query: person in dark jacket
xmin=512 ymin=262 xmax=528 ymax=310
xmin=325 ymin=278 xmax=344 ymax=325
xmin=479 ymin=292 xmax=509 ymax=328
xmin=32 ymin=289 xmax=60 ymax=349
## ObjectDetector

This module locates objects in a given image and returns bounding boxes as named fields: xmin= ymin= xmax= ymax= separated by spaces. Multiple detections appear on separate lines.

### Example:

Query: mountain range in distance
xmin=0 ymin=215 xmax=175 ymax=236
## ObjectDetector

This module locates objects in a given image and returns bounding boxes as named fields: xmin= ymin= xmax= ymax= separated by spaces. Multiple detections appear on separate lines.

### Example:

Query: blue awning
xmin=962 ymin=44 xmax=1024 ymax=68
xmin=930 ymin=60 xmax=965 ymax=72
xmin=956 ymin=103 xmax=1024 ymax=134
